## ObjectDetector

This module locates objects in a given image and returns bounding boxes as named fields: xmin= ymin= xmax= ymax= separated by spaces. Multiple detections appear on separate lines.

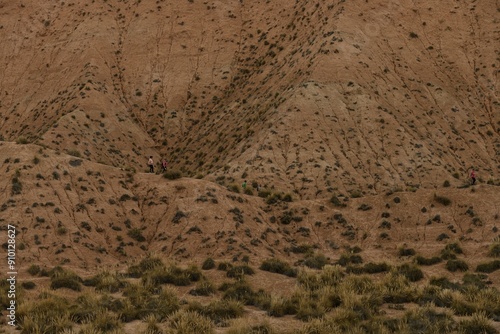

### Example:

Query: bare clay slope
xmin=0 ymin=0 xmax=498 ymax=200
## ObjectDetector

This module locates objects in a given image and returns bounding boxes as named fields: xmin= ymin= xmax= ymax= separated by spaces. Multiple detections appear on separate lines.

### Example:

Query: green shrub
xmin=220 ymin=280 xmax=270 ymax=307
xmin=16 ymin=136 xmax=28 ymax=144
xmin=83 ymin=271 xmax=126 ymax=293
xmin=444 ymin=242 xmax=463 ymax=254
xmin=189 ymin=280 xmax=216 ymax=296
xmin=226 ymin=265 xmax=255 ymax=278
xmin=302 ymin=253 xmax=328 ymax=269
xmin=457 ymin=312 xmax=497 ymax=334
xmin=416 ymin=255 xmax=442 ymax=266
xmin=27 ymin=264 xmax=41 ymax=276
xmin=18 ymin=295 xmax=73 ymax=334
xmin=434 ymin=194 xmax=452 ymax=206
xmin=121 ymin=285 xmax=180 ymax=321
xmin=227 ymin=184 xmax=240 ymax=193
xmin=127 ymin=228 xmax=146 ymax=242
xmin=402 ymin=305 xmax=456 ymax=333
xmin=441 ymin=242 xmax=463 ymax=260
xmin=11 ymin=176 xmax=22 ymax=195
xmin=361 ymin=262 xmax=391 ymax=274
xmin=260 ymin=258 xmax=298 ymax=277
xmin=166 ymin=310 xmax=215 ymax=334
xmin=399 ymin=247 xmax=416 ymax=257
xmin=21 ymin=281 xmax=36 ymax=290
xmin=127 ymin=256 xmax=164 ymax=277
xmin=462 ymin=273 xmax=489 ymax=289
xmin=67 ymin=149 xmax=81 ymax=157
xmin=397 ymin=263 xmax=423 ymax=282
xmin=202 ymin=258 xmax=216 ymax=270
xmin=188 ymin=299 xmax=243 ymax=325
xmin=143 ymin=265 xmax=194 ymax=286
xmin=488 ymin=242 xmax=500 ymax=258
xmin=226 ymin=321 xmax=274 ymax=334
xmin=172 ymin=210 xmax=186 ymax=223
xmin=50 ymin=268 xmax=82 ymax=291
xmin=337 ymin=254 xmax=363 ymax=266
xmin=217 ymin=262 xmax=233 ymax=271
xmin=446 ymin=259 xmax=469 ymax=272
xmin=289 ymin=244 xmax=314 ymax=254
xmin=163 ymin=170 xmax=182 ymax=180
xmin=429 ymin=276 xmax=461 ymax=291
xmin=330 ymin=195 xmax=346 ymax=207
xmin=266 ymin=193 xmax=284 ymax=205
xmin=475 ymin=260 xmax=500 ymax=273
xmin=91 ymin=310 xmax=122 ymax=332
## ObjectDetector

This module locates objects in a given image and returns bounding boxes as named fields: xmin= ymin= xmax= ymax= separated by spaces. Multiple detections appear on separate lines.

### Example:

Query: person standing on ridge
xmin=161 ymin=159 xmax=168 ymax=172
xmin=148 ymin=156 xmax=154 ymax=173
xmin=470 ymin=168 xmax=476 ymax=185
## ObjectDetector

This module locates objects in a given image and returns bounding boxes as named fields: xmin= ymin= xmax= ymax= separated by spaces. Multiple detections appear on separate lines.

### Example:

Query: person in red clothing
xmin=161 ymin=159 xmax=168 ymax=172
xmin=470 ymin=168 xmax=476 ymax=185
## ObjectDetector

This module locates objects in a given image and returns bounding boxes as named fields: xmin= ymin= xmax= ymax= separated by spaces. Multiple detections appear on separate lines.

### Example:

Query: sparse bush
xmin=172 ymin=210 xmax=186 ymax=223
xmin=397 ymin=263 xmax=423 ymax=282
xmin=302 ymin=253 xmax=328 ymax=269
xmin=67 ymin=149 xmax=82 ymax=158
xmin=143 ymin=265 xmax=192 ymax=286
xmin=446 ymin=259 xmax=469 ymax=272
xmin=226 ymin=265 xmax=255 ymax=278
xmin=434 ymin=194 xmax=452 ymax=206
xmin=441 ymin=243 xmax=463 ymax=260
xmin=189 ymin=280 xmax=216 ymax=296
xmin=17 ymin=294 xmax=72 ymax=334
xmin=91 ymin=310 xmax=123 ymax=332
xmin=202 ymin=257 xmax=216 ymax=270
xmin=399 ymin=247 xmax=416 ymax=257
xmin=166 ymin=310 xmax=215 ymax=334
xmin=163 ymin=170 xmax=182 ymax=180
xmin=225 ymin=320 xmax=274 ymax=334
xmin=127 ymin=256 xmax=164 ymax=277
xmin=330 ymin=195 xmax=346 ymax=207
xmin=127 ymin=228 xmax=146 ymax=242
xmin=475 ymin=260 xmax=500 ymax=273
xmin=402 ymin=305 xmax=456 ymax=333
xmin=188 ymin=299 xmax=243 ymax=325
xmin=337 ymin=253 xmax=363 ymax=266
xmin=217 ymin=262 xmax=233 ymax=271
xmin=489 ymin=242 xmax=500 ymax=258
xmin=11 ymin=176 xmax=22 ymax=195
xmin=360 ymin=262 xmax=391 ymax=274
xmin=416 ymin=255 xmax=442 ymax=266
xmin=21 ymin=281 xmax=36 ymax=290
xmin=50 ymin=267 xmax=82 ymax=291
xmin=458 ymin=311 xmax=497 ymax=334
xmin=16 ymin=136 xmax=29 ymax=144
xmin=27 ymin=264 xmax=41 ymax=276
xmin=220 ymin=280 xmax=270 ymax=308
xmin=83 ymin=271 xmax=126 ymax=293
xmin=228 ymin=184 xmax=240 ymax=193
xmin=121 ymin=284 xmax=180 ymax=321
xmin=260 ymin=258 xmax=298 ymax=277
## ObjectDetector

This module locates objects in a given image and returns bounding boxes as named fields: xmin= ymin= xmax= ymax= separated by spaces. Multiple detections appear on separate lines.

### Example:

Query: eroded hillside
xmin=0 ymin=0 xmax=498 ymax=199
